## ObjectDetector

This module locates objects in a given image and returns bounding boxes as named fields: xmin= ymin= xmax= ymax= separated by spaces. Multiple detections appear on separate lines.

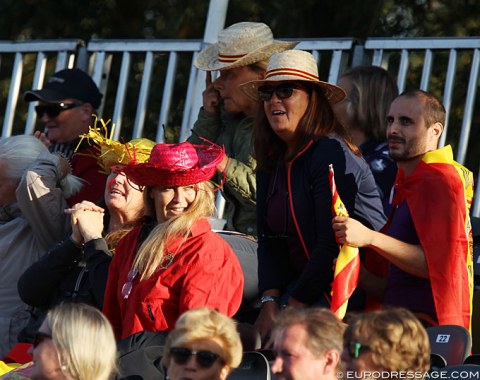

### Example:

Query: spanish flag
xmin=329 ymin=164 xmax=360 ymax=319
xmin=394 ymin=145 xmax=474 ymax=331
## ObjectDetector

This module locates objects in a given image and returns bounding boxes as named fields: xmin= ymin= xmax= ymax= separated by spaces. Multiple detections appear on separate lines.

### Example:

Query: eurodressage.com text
xmin=340 ymin=371 xmax=480 ymax=379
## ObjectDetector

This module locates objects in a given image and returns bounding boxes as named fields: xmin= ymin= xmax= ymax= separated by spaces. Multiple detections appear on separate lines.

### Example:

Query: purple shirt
xmin=383 ymin=200 xmax=437 ymax=323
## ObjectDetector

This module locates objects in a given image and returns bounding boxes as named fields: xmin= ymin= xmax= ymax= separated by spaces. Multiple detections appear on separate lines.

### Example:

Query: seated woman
xmin=16 ymin=132 xmax=155 ymax=346
xmin=29 ymin=303 xmax=117 ymax=380
xmin=341 ymin=308 xmax=430 ymax=375
xmin=162 ymin=307 xmax=242 ymax=380
xmin=239 ymin=50 xmax=386 ymax=342
xmin=103 ymin=141 xmax=244 ymax=340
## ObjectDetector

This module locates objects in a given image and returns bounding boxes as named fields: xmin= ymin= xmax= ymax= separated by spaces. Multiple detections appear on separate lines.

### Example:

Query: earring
xmin=60 ymin=364 xmax=67 ymax=371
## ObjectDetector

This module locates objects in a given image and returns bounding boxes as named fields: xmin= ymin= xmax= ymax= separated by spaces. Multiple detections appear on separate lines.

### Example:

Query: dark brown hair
xmin=253 ymin=83 xmax=360 ymax=172
xmin=399 ymin=89 xmax=446 ymax=128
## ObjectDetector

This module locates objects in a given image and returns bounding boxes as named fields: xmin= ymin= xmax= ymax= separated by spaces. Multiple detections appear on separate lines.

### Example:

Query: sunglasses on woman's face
xmin=258 ymin=83 xmax=305 ymax=101
xmin=33 ymin=331 xmax=52 ymax=348
xmin=170 ymin=347 xmax=223 ymax=369
xmin=35 ymin=102 xmax=83 ymax=118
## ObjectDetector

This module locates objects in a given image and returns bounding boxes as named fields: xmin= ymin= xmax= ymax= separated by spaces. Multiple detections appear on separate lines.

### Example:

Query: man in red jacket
xmin=24 ymin=68 xmax=107 ymax=206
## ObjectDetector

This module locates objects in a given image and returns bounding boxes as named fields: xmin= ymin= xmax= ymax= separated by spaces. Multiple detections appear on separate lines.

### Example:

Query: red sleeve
xmin=102 ymin=228 xmax=141 ymax=340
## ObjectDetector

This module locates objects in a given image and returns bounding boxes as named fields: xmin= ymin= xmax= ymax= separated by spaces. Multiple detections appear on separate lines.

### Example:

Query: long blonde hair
xmin=133 ymin=181 xmax=216 ymax=280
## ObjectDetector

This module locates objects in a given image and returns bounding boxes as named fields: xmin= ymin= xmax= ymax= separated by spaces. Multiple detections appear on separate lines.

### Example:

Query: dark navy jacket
xmin=257 ymin=136 xmax=386 ymax=304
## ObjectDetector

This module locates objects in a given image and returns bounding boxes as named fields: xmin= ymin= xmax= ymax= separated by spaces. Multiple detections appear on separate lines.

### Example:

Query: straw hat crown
xmin=195 ymin=22 xmax=297 ymax=71
xmin=240 ymin=50 xmax=346 ymax=104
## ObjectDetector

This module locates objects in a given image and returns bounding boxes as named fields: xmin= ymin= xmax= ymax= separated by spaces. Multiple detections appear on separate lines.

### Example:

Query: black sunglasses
xmin=35 ymin=102 xmax=83 ymax=118
xmin=347 ymin=340 xmax=370 ymax=359
xmin=170 ymin=347 xmax=223 ymax=368
xmin=33 ymin=331 xmax=52 ymax=348
xmin=258 ymin=83 xmax=306 ymax=101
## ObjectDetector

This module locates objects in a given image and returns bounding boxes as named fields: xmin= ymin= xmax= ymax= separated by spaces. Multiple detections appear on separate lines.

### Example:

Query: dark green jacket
xmin=188 ymin=107 xmax=257 ymax=236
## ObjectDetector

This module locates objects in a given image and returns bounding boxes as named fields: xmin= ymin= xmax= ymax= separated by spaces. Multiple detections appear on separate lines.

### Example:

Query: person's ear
xmin=323 ymin=349 xmax=341 ymax=375
xmin=79 ymin=103 xmax=94 ymax=121
xmin=431 ymin=122 xmax=443 ymax=138
xmin=219 ymin=365 xmax=230 ymax=380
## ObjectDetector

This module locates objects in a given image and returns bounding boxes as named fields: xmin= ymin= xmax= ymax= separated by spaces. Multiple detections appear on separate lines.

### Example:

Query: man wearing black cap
xmin=24 ymin=68 xmax=107 ymax=206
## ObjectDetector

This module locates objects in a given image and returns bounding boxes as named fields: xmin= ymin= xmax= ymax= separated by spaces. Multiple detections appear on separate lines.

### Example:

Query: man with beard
xmin=332 ymin=90 xmax=474 ymax=331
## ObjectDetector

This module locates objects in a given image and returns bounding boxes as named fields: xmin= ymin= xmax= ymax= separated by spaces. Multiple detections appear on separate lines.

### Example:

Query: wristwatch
xmin=260 ymin=295 xmax=279 ymax=305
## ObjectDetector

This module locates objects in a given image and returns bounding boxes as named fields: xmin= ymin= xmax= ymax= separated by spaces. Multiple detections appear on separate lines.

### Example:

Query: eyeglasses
xmin=33 ymin=331 xmax=52 ymax=348
xmin=347 ymin=340 xmax=371 ymax=359
xmin=121 ymin=268 xmax=139 ymax=299
xmin=258 ymin=83 xmax=306 ymax=101
xmin=170 ymin=347 xmax=223 ymax=369
xmin=35 ymin=102 xmax=83 ymax=118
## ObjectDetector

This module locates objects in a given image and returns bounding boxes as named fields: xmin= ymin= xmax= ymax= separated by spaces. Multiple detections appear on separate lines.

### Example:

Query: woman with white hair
xmin=29 ymin=303 xmax=117 ymax=380
xmin=162 ymin=307 xmax=242 ymax=380
xmin=0 ymin=134 xmax=81 ymax=357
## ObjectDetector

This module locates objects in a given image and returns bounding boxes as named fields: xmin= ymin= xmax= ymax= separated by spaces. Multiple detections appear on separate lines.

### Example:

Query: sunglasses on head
xmin=170 ymin=347 xmax=223 ymax=369
xmin=35 ymin=102 xmax=83 ymax=118
xmin=33 ymin=331 xmax=52 ymax=348
xmin=347 ymin=340 xmax=370 ymax=359
xmin=257 ymin=83 xmax=307 ymax=102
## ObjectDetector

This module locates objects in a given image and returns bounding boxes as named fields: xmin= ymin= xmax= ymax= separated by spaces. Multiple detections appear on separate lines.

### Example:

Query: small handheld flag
xmin=329 ymin=164 xmax=360 ymax=319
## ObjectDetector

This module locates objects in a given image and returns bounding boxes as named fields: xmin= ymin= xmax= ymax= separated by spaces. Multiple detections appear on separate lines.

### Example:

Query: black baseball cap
xmin=24 ymin=68 xmax=103 ymax=109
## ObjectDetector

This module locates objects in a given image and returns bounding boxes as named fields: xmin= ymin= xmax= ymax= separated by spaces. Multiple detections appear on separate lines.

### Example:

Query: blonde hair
xmin=162 ymin=307 xmax=242 ymax=370
xmin=133 ymin=181 xmax=216 ymax=280
xmin=343 ymin=308 xmax=430 ymax=372
xmin=47 ymin=303 xmax=117 ymax=380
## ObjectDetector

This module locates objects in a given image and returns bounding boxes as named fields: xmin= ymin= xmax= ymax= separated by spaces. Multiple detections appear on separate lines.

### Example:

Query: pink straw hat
xmin=123 ymin=141 xmax=225 ymax=188
xmin=240 ymin=50 xmax=346 ymax=104
xmin=195 ymin=22 xmax=297 ymax=71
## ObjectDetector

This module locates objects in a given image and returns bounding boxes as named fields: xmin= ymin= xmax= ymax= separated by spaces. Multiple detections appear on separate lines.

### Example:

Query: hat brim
xmin=23 ymin=89 xmax=69 ymax=103
xmin=195 ymin=40 xmax=298 ymax=71
xmin=239 ymin=78 xmax=346 ymax=105
xmin=124 ymin=144 xmax=225 ymax=188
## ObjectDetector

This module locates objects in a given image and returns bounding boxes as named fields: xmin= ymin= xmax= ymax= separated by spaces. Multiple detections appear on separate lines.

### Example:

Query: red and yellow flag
xmin=394 ymin=146 xmax=474 ymax=331
xmin=329 ymin=164 xmax=360 ymax=319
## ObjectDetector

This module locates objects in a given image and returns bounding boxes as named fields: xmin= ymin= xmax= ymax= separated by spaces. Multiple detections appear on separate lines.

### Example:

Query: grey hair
xmin=0 ymin=135 xmax=82 ymax=198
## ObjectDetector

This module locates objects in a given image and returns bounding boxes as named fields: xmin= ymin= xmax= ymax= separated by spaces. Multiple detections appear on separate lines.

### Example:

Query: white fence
xmin=0 ymin=37 xmax=479 ymax=215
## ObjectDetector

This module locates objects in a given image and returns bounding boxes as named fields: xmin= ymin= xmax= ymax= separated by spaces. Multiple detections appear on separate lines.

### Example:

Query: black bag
xmin=116 ymin=330 xmax=169 ymax=380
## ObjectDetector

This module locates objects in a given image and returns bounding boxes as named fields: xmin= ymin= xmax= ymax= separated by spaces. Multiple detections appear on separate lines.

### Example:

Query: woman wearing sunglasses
xmin=102 ymin=141 xmax=244 ymax=341
xmin=162 ymin=307 xmax=242 ymax=380
xmin=240 ymin=50 xmax=386 ymax=343
xmin=29 ymin=303 xmax=117 ymax=380
xmin=341 ymin=308 xmax=430 ymax=375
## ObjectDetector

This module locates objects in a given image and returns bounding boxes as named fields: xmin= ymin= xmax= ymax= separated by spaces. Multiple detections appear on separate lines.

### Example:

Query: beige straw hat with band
xmin=240 ymin=49 xmax=346 ymax=105
xmin=194 ymin=22 xmax=297 ymax=71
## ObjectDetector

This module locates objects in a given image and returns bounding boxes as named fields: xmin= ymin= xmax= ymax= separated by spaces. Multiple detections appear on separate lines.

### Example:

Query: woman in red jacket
xmin=102 ymin=141 xmax=244 ymax=340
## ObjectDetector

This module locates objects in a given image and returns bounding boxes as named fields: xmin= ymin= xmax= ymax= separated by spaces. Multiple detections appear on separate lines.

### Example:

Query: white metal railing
xmin=363 ymin=37 xmax=480 ymax=215
xmin=0 ymin=37 xmax=479 ymax=216
xmin=0 ymin=40 xmax=80 ymax=138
